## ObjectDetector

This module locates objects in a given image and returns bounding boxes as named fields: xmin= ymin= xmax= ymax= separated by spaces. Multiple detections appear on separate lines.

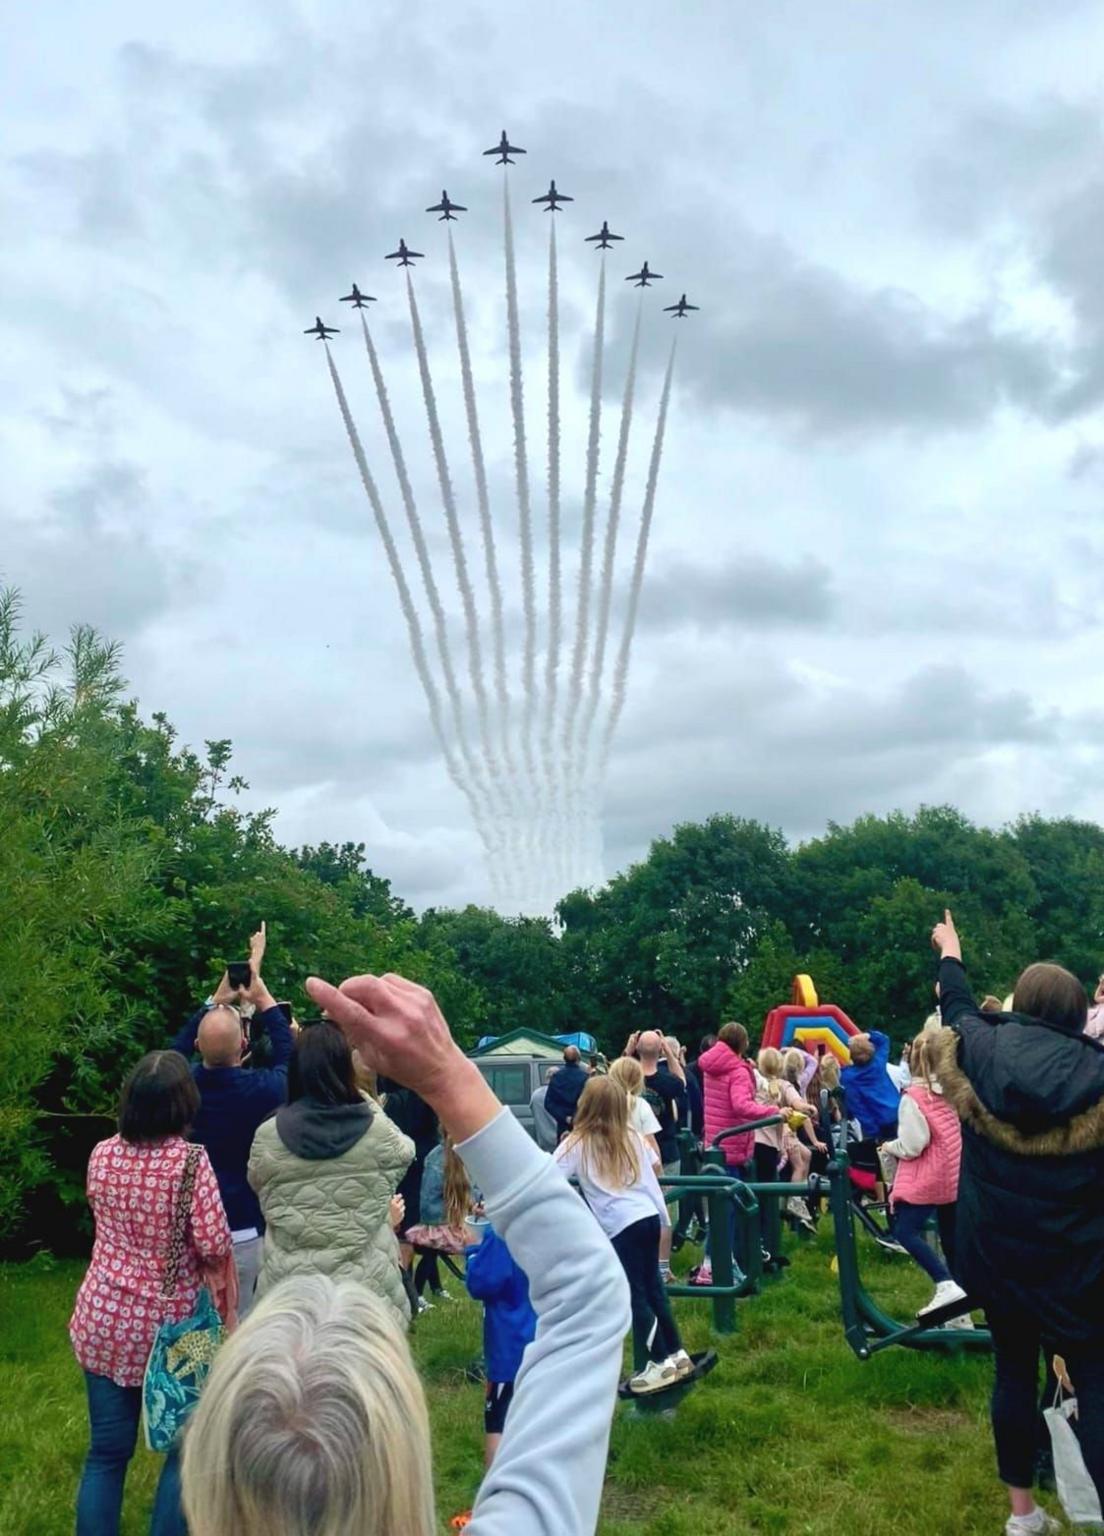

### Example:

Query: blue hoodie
xmin=841 ymin=1029 xmax=901 ymax=1139
xmin=465 ymin=1224 xmax=537 ymax=1384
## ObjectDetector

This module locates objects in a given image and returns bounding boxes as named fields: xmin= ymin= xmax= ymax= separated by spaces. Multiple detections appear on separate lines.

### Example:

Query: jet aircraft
xmin=304 ymin=317 xmax=339 ymax=339
xmin=483 ymin=131 xmax=526 ymax=164
xmin=532 ymin=179 xmax=573 ymax=211
xmin=385 ymin=239 xmax=424 ymax=266
xmin=626 ymin=262 xmax=663 ymax=287
xmin=585 ymin=221 xmax=623 ymax=249
xmin=664 ymin=293 xmax=699 ymax=318
xmin=339 ymin=284 xmax=375 ymax=308
xmin=426 ymin=191 xmax=467 ymax=221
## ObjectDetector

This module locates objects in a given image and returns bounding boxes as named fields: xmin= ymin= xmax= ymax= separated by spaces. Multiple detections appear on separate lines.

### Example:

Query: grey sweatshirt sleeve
xmin=458 ymin=1109 xmax=631 ymax=1536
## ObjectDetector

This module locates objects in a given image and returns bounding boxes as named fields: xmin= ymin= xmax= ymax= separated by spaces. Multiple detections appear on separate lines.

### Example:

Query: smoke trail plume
xmin=543 ymin=220 xmax=562 ymax=765
xmin=562 ymin=257 xmax=606 ymax=764
xmin=324 ymin=345 xmax=498 ymax=874
xmin=579 ymin=297 xmax=643 ymax=761
xmin=447 ymin=228 xmax=513 ymax=777
xmin=601 ymin=337 xmax=678 ymax=766
xmin=404 ymin=270 xmax=497 ymax=794
xmin=503 ymin=175 xmax=537 ymax=781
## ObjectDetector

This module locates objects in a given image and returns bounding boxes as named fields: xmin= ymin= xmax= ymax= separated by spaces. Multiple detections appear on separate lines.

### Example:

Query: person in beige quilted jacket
xmin=248 ymin=1020 xmax=414 ymax=1323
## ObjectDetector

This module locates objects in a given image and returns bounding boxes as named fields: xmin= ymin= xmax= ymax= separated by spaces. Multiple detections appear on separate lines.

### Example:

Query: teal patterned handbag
xmin=142 ymin=1146 xmax=226 ymax=1452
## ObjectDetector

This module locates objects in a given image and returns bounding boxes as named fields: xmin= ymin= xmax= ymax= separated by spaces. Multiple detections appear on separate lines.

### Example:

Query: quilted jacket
xmin=248 ymin=1097 xmax=414 ymax=1325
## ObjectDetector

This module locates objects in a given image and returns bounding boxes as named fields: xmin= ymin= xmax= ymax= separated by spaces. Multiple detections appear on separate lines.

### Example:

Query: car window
xmin=476 ymin=1063 xmax=532 ymax=1106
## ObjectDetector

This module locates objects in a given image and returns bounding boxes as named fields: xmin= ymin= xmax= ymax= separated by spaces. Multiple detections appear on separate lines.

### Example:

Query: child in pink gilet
xmin=880 ymin=1030 xmax=970 ymax=1325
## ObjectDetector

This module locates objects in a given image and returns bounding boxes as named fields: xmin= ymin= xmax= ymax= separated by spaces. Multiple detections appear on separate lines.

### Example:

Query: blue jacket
xmin=841 ymin=1030 xmax=900 ymax=1139
xmin=169 ymin=1004 xmax=292 ymax=1229
xmin=465 ymin=1224 xmax=537 ymax=1383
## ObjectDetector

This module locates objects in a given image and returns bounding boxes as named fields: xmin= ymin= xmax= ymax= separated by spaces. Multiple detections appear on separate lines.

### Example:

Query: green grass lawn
xmin=0 ymin=1226 xmax=1053 ymax=1535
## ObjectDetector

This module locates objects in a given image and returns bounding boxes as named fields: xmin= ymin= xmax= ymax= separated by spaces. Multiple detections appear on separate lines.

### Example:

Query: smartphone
xmin=226 ymin=961 xmax=251 ymax=990
xmin=277 ymin=1001 xmax=294 ymax=1025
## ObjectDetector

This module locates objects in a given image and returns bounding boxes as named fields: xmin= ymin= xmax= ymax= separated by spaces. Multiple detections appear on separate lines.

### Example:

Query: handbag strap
xmin=161 ymin=1144 xmax=202 ymax=1298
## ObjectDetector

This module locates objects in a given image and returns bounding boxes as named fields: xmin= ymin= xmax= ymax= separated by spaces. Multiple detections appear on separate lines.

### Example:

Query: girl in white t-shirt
xmin=608 ymin=1057 xmax=662 ymax=1168
xmin=554 ymin=1076 xmax=691 ymax=1395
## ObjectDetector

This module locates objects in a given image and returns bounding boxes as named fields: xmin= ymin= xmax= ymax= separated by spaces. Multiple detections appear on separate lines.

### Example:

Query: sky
xmin=6 ymin=0 xmax=1104 ymax=912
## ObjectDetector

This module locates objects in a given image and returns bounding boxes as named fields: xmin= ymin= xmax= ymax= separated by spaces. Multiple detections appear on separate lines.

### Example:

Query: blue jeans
xmin=891 ymin=1201 xmax=954 ymax=1285
xmin=76 ymin=1371 xmax=186 ymax=1536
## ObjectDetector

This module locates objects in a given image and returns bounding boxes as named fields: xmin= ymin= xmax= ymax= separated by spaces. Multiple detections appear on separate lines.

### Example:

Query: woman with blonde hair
xmin=608 ymin=1055 xmax=662 ymax=1167
xmin=554 ymin=1075 xmax=691 ymax=1395
xmin=182 ymin=969 xmax=630 ymax=1536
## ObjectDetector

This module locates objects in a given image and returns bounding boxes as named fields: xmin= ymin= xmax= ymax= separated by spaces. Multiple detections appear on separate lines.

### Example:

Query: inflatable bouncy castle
xmin=760 ymin=975 xmax=861 ymax=1062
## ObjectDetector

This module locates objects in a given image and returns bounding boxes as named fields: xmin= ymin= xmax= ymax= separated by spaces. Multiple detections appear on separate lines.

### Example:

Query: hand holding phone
xmin=226 ymin=961 xmax=252 ymax=991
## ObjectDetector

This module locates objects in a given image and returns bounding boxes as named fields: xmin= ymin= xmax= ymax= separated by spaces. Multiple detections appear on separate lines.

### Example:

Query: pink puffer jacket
xmin=699 ymin=1042 xmax=760 ymax=1167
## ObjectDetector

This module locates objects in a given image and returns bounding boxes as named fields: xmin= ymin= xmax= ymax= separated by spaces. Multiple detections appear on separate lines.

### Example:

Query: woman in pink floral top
xmin=70 ymin=1050 xmax=231 ymax=1536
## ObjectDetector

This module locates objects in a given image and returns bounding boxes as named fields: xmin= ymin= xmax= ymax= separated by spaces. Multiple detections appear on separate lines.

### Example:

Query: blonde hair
xmin=908 ymin=1031 xmax=941 ymax=1093
xmin=609 ymin=1056 xmax=645 ymax=1100
xmin=182 ymin=1275 xmax=435 ymax=1536
xmin=563 ymin=1076 xmax=640 ymax=1189
xmin=757 ymin=1046 xmax=785 ymax=1104
xmin=848 ymin=1035 xmax=875 ymax=1066
xmin=782 ymin=1047 xmax=806 ymax=1090
xmin=441 ymin=1134 xmax=472 ymax=1230
xmin=818 ymin=1055 xmax=840 ymax=1090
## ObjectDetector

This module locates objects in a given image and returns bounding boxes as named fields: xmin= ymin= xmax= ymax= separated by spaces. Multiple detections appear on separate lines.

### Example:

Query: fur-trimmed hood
xmin=932 ymin=1025 xmax=1104 ymax=1157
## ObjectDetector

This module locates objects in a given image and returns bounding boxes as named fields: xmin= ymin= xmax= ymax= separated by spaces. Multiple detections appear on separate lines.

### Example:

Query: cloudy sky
xmin=6 ymin=0 xmax=1104 ymax=911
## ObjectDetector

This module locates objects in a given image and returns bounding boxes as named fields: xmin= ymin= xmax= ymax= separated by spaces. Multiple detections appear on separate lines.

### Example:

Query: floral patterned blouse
xmin=69 ymin=1134 xmax=231 ymax=1387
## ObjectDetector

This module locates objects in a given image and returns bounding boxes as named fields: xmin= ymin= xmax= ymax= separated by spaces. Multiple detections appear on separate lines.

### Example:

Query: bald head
xmin=197 ymin=1006 xmax=244 ymax=1068
xmin=637 ymin=1031 xmax=662 ymax=1062
xmin=563 ymin=1045 xmax=581 ymax=1066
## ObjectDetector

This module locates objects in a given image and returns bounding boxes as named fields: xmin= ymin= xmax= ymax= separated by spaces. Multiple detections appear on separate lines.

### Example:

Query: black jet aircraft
xmin=626 ymin=262 xmax=663 ymax=287
xmin=385 ymin=239 xmax=424 ymax=266
xmin=532 ymin=179 xmax=573 ymax=211
xmin=426 ymin=190 xmax=467 ymax=221
xmin=483 ymin=130 xmax=525 ymax=165
xmin=339 ymin=284 xmax=376 ymax=309
xmin=304 ymin=317 xmax=339 ymax=339
xmin=664 ymin=293 xmax=700 ymax=318
xmin=585 ymin=221 xmax=623 ymax=249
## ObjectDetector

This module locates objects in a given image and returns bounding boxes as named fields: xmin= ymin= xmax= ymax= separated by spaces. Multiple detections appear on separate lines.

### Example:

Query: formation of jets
xmin=484 ymin=130 xmax=526 ymax=165
xmin=533 ymin=179 xmax=573 ymax=212
xmin=306 ymin=134 xmax=700 ymax=337
xmin=304 ymin=317 xmax=339 ymax=340
xmin=585 ymin=221 xmax=623 ymax=249
xmin=385 ymin=239 xmax=424 ymax=267
xmin=626 ymin=262 xmax=663 ymax=288
xmin=426 ymin=190 xmax=466 ymax=221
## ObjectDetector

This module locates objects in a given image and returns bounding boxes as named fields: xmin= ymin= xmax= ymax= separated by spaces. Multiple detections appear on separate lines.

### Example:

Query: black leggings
xmin=611 ymin=1215 xmax=683 ymax=1371
xmin=414 ymin=1252 xmax=442 ymax=1297
xmin=988 ymin=1305 xmax=1104 ymax=1495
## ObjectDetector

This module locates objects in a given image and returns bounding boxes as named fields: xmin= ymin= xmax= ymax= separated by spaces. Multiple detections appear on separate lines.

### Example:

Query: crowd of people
xmin=65 ymin=912 xmax=1104 ymax=1535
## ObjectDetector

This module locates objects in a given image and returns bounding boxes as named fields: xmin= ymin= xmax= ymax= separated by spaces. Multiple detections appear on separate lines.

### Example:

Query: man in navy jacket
xmin=169 ymin=924 xmax=291 ymax=1314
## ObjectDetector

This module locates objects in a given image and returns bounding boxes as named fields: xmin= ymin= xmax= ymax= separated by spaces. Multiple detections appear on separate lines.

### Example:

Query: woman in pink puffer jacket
xmin=693 ymin=1023 xmax=761 ymax=1285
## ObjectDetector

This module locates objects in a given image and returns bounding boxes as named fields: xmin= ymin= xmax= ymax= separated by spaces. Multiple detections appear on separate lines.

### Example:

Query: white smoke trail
xmin=447 ymin=229 xmax=513 ymax=780
xmin=324 ymin=345 xmax=499 ymax=881
xmin=543 ymin=220 xmax=562 ymax=766
xmin=562 ymin=256 xmax=606 ymax=764
xmin=503 ymin=175 xmax=537 ymax=785
xmin=578 ymin=296 xmax=643 ymax=765
xmin=404 ymin=270 xmax=498 ymax=796
xmin=357 ymin=313 xmax=497 ymax=847
xmin=600 ymin=337 xmax=678 ymax=767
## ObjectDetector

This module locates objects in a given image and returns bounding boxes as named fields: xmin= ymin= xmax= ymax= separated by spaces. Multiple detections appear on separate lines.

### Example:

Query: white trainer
xmin=917 ymin=1280 xmax=968 ymax=1320
xmin=628 ymin=1359 xmax=677 ymax=1395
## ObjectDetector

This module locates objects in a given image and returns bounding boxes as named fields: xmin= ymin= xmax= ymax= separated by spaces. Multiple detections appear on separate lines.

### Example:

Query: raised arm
xmin=930 ymin=909 xmax=981 ymax=1029
xmin=307 ymin=969 xmax=629 ymax=1536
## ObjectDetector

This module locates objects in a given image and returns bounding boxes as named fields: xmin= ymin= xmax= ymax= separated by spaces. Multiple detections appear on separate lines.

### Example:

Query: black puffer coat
xmin=935 ymin=957 xmax=1104 ymax=1343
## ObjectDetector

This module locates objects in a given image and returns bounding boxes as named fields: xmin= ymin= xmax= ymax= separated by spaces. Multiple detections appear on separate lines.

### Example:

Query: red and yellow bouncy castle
xmin=760 ymin=974 xmax=860 ymax=1063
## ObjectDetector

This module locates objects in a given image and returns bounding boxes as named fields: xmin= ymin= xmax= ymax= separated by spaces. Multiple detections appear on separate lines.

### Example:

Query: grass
xmin=0 ymin=1224 xmax=1054 ymax=1535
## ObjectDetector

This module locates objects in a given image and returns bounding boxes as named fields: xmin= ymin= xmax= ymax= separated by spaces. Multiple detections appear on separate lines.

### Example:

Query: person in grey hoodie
xmin=182 ymin=969 xmax=631 ymax=1536
xmin=248 ymin=1019 xmax=413 ymax=1324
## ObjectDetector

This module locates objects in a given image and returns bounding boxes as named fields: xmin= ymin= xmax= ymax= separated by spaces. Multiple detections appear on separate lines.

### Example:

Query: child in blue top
xmin=464 ymin=1221 xmax=537 ymax=1467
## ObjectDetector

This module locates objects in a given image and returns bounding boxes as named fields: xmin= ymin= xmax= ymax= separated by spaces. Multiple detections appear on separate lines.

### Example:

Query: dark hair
xmin=717 ymin=1022 xmax=748 ymax=1057
xmin=698 ymin=1032 xmax=718 ymax=1057
xmin=118 ymin=1051 xmax=199 ymax=1144
xmin=288 ymin=1020 xmax=362 ymax=1106
xmin=1012 ymin=963 xmax=1088 ymax=1032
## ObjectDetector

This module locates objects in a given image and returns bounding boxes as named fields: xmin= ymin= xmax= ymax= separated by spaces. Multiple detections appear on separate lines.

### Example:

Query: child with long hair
xmin=755 ymin=1050 xmax=816 ymax=1228
xmin=879 ymin=1030 xmax=969 ymax=1325
xmin=405 ymin=1131 xmax=478 ymax=1310
xmin=608 ymin=1056 xmax=662 ymax=1168
xmin=554 ymin=1076 xmax=691 ymax=1395
xmin=780 ymin=1047 xmax=825 ymax=1228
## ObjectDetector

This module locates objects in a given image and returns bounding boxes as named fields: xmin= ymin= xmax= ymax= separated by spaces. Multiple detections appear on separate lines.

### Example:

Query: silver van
xmin=471 ymin=1055 xmax=562 ymax=1140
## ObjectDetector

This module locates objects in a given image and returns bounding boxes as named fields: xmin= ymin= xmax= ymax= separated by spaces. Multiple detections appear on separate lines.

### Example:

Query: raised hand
xmin=248 ymin=921 xmax=267 ymax=976
xmin=931 ymin=908 xmax=962 ymax=961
